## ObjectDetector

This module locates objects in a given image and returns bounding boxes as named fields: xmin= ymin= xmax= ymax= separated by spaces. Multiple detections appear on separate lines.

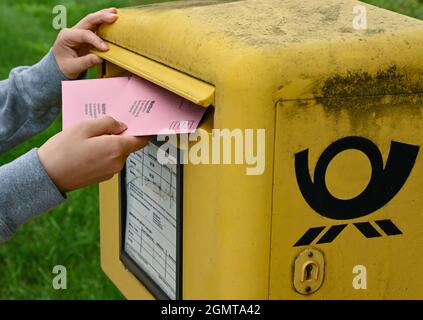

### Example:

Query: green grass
xmin=365 ymin=0 xmax=423 ymax=19
xmin=0 ymin=0 xmax=421 ymax=300
xmin=0 ymin=0 xmax=174 ymax=300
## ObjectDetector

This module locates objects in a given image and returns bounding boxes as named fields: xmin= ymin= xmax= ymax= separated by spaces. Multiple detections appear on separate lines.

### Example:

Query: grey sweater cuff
xmin=0 ymin=148 xmax=66 ymax=241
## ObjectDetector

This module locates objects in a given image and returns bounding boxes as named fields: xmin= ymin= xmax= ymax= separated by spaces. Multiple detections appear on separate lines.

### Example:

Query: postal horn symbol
xmin=295 ymin=136 xmax=419 ymax=220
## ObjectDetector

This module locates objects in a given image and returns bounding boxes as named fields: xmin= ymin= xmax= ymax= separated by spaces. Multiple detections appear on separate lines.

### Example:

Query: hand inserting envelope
xmin=62 ymin=75 xmax=207 ymax=136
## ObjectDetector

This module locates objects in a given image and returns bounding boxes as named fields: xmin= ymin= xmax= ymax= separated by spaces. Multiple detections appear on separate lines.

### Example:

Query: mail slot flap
xmin=93 ymin=42 xmax=215 ymax=107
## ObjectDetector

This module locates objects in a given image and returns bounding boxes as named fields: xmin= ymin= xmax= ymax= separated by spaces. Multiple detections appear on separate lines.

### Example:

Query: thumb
xmin=79 ymin=116 xmax=128 ymax=137
xmin=118 ymin=136 xmax=149 ymax=155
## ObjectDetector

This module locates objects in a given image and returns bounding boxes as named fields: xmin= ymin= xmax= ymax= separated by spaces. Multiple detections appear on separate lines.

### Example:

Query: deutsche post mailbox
xmin=96 ymin=0 xmax=423 ymax=299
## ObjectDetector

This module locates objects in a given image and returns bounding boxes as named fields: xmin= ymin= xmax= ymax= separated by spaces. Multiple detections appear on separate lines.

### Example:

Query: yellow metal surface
xmin=272 ymin=95 xmax=423 ymax=299
xmin=97 ymin=0 xmax=423 ymax=299
xmin=98 ymin=0 xmax=423 ymax=100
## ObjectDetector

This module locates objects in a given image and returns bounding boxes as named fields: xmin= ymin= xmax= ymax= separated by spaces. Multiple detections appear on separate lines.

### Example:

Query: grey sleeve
xmin=0 ymin=50 xmax=67 ymax=153
xmin=0 ymin=51 xmax=68 ymax=242
xmin=0 ymin=149 xmax=65 ymax=241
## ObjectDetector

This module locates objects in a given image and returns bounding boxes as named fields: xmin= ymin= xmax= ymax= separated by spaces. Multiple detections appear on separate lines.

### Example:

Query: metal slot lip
xmin=92 ymin=42 xmax=215 ymax=107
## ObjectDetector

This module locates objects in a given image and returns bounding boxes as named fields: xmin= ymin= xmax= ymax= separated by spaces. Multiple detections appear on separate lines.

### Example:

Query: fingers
xmin=74 ymin=8 xmax=118 ymax=31
xmin=63 ymin=28 xmax=108 ymax=51
xmin=78 ymin=116 xmax=128 ymax=137
xmin=53 ymin=8 xmax=117 ymax=79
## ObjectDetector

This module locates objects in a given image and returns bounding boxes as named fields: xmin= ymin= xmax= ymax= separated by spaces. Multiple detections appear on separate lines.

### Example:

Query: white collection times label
xmin=124 ymin=142 xmax=178 ymax=299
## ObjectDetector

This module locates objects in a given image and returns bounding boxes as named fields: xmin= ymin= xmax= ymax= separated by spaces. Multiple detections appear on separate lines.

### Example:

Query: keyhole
xmin=305 ymin=264 xmax=313 ymax=281
xmin=301 ymin=262 xmax=318 ymax=282
xmin=293 ymin=249 xmax=324 ymax=295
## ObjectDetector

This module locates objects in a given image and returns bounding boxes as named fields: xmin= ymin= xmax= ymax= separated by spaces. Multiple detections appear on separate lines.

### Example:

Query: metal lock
xmin=293 ymin=248 xmax=325 ymax=295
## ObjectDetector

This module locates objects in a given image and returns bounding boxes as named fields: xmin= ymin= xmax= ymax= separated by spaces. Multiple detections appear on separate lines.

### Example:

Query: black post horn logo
xmin=293 ymin=136 xmax=419 ymax=247
xmin=295 ymin=136 xmax=419 ymax=220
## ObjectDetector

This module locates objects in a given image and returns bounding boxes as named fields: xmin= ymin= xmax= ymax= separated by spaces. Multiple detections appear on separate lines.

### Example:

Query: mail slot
xmin=96 ymin=0 xmax=423 ymax=299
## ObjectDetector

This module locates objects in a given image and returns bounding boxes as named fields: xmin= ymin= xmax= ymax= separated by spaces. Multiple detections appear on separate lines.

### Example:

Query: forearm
xmin=0 ymin=149 xmax=65 ymax=242
xmin=0 ymin=50 xmax=67 ymax=154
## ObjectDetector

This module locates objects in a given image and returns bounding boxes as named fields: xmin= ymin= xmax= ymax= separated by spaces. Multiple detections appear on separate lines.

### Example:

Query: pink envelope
xmin=62 ymin=77 xmax=130 ymax=129
xmin=111 ymin=76 xmax=207 ymax=136
xmin=62 ymin=76 xmax=207 ymax=136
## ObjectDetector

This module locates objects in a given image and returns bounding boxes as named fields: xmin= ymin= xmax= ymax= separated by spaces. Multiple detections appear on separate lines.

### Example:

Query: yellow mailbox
xmin=96 ymin=0 xmax=423 ymax=299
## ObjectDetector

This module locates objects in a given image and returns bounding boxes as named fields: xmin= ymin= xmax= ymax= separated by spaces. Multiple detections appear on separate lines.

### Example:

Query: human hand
xmin=52 ymin=8 xmax=118 ymax=79
xmin=38 ymin=117 xmax=148 ymax=193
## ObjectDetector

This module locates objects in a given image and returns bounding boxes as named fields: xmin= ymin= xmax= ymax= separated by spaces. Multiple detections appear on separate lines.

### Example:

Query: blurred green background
xmin=0 ymin=0 xmax=422 ymax=300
